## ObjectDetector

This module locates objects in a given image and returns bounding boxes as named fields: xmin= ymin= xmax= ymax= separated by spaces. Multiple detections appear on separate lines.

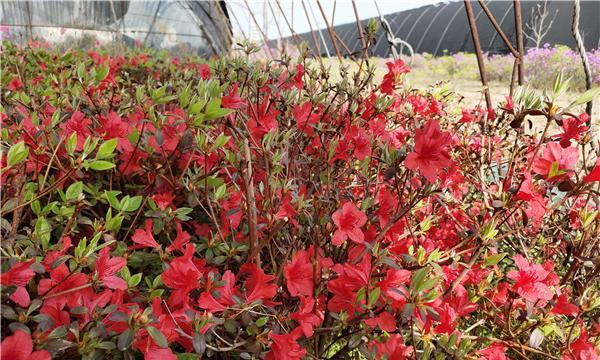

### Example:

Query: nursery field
xmin=1 ymin=40 xmax=600 ymax=360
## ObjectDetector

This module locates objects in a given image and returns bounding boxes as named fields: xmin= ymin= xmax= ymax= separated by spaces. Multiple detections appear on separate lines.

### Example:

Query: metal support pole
xmin=464 ymin=0 xmax=492 ymax=110
xmin=477 ymin=0 xmax=519 ymax=58
xmin=514 ymin=0 xmax=525 ymax=85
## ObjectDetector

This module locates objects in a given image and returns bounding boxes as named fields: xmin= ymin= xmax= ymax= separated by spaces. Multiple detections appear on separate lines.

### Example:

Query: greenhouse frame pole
xmin=464 ymin=0 xmax=492 ymax=111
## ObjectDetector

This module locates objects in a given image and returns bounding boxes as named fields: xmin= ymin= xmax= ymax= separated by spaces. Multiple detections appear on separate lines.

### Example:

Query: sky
xmin=226 ymin=0 xmax=446 ymax=41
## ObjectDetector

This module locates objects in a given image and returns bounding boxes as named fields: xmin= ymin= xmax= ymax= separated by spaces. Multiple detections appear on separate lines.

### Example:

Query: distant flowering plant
xmin=412 ymin=45 xmax=600 ymax=91
xmin=1 ymin=40 xmax=600 ymax=359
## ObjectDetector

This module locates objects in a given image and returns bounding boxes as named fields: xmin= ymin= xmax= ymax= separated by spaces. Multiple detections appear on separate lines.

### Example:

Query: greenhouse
xmin=0 ymin=1 xmax=232 ymax=56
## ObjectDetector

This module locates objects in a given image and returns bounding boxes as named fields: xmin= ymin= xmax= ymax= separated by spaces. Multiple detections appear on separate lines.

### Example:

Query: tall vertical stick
xmin=464 ymin=0 xmax=492 ymax=111
xmin=352 ymin=0 xmax=368 ymax=60
xmin=243 ymin=0 xmax=275 ymax=59
xmin=572 ymin=0 xmax=593 ymax=118
xmin=316 ymin=0 xmax=343 ymax=62
xmin=514 ymin=0 xmax=525 ymax=85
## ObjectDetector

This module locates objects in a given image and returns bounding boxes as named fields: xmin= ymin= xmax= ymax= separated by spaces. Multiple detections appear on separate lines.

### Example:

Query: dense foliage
xmin=1 ymin=40 xmax=600 ymax=360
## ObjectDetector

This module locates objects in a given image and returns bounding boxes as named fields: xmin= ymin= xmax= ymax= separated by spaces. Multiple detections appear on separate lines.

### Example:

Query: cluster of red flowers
xmin=1 ymin=42 xmax=599 ymax=359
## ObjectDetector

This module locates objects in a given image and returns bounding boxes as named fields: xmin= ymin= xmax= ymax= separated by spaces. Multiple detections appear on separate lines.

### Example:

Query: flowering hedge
xmin=412 ymin=45 xmax=600 ymax=91
xmin=1 ymin=40 xmax=600 ymax=360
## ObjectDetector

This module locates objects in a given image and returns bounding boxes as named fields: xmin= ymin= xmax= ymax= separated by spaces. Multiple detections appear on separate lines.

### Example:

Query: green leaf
xmin=35 ymin=217 xmax=51 ymax=249
xmin=89 ymin=160 xmax=116 ymax=171
xmin=368 ymin=287 xmax=381 ymax=307
xmin=6 ymin=141 xmax=29 ymax=167
xmin=567 ymin=87 xmax=600 ymax=109
xmin=123 ymin=196 xmax=143 ymax=212
xmin=416 ymin=276 xmax=440 ymax=294
xmin=96 ymin=138 xmax=118 ymax=159
xmin=484 ymin=253 xmax=507 ymax=267
xmin=65 ymin=181 xmax=83 ymax=201
xmin=189 ymin=100 xmax=206 ymax=115
xmin=47 ymin=326 xmax=67 ymax=339
xmin=214 ymin=184 xmax=227 ymax=200
xmin=66 ymin=132 xmax=78 ymax=155
xmin=96 ymin=342 xmax=117 ymax=350
xmin=548 ymin=161 xmax=565 ymax=178
xmin=95 ymin=64 xmax=110 ymax=82
xmin=173 ymin=207 xmax=193 ymax=221
xmin=204 ymin=98 xmax=233 ymax=120
xmin=212 ymin=133 xmax=230 ymax=150
xmin=410 ymin=267 xmax=429 ymax=292
xmin=106 ymin=213 xmax=124 ymax=232
xmin=255 ymin=316 xmax=269 ymax=327
xmin=103 ymin=191 xmax=122 ymax=209
xmin=147 ymin=326 xmax=168 ymax=349
xmin=129 ymin=273 xmax=142 ymax=287
xmin=481 ymin=219 xmax=498 ymax=241
xmin=117 ymin=328 xmax=134 ymax=351
xmin=192 ymin=332 xmax=206 ymax=355
xmin=51 ymin=110 xmax=62 ymax=128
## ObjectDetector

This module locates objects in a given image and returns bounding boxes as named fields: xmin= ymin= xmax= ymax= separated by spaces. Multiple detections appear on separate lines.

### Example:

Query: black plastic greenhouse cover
xmin=278 ymin=0 xmax=599 ymax=57
xmin=0 ymin=1 xmax=232 ymax=56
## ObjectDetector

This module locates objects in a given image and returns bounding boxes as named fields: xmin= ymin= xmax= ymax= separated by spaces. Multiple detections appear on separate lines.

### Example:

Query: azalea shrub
xmin=1 ymin=40 xmax=600 ymax=360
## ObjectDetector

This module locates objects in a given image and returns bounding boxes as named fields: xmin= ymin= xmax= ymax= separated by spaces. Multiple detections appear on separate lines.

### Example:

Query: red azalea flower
xmin=284 ymin=249 xmax=313 ymax=297
xmin=1 ymin=259 xmax=35 ymax=287
xmin=514 ymin=173 xmax=548 ymax=223
xmin=38 ymin=265 xmax=92 ymax=309
xmin=551 ymin=292 xmax=579 ymax=317
xmin=364 ymin=311 xmax=396 ymax=332
xmin=369 ymin=333 xmax=413 ymax=360
xmin=380 ymin=59 xmax=410 ymax=95
xmin=222 ymin=83 xmax=245 ymax=109
xmin=166 ymin=222 xmax=191 ymax=253
xmin=293 ymin=101 xmax=319 ymax=135
xmin=349 ymin=125 xmax=372 ymax=160
xmin=561 ymin=329 xmax=600 ymax=360
xmin=1 ymin=259 xmax=35 ymax=307
xmin=293 ymin=64 xmax=304 ymax=89
xmin=198 ymin=64 xmax=211 ymax=79
xmin=162 ymin=244 xmax=204 ymax=308
xmin=98 ymin=111 xmax=129 ymax=140
xmin=507 ymin=255 xmax=554 ymax=302
xmin=553 ymin=114 xmax=588 ymax=148
xmin=1 ymin=330 xmax=51 ymax=360
xmin=95 ymin=247 xmax=127 ymax=290
xmin=274 ymin=194 xmax=298 ymax=227
xmin=405 ymin=119 xmax=453 ymax=183
xmin=327 ymin=256 xmax=371 ymax=314
xmin=532 ymin=142 xmax=578 ymax=181
xmin=434 ymin=303 xmax=457 ymax=334
xmin=290 ymin=296 xmax=324 ymax=337
xmin=7 ymin=75 xmax=24 ymax=91
xmin=198 ymin=270 xmax=238 ymax=312
xmin=266 ymin=332 xmax=306 ymax=360
xmin=131 ymin=219 xmax=160 ymax=249
xmin=583 ymin=158 xmax=600 ymax=183
xmin=151 ymin=192 xmax=176 ymax=211
xmin=60 ymin=111 xmax=92 ymax=151
xmin=331 ymin=202 xmax=367 ymax=246
xmin=379 ymin=269 xmax=411 ymax=302
xmin=478 ymin=343 xmax=508 ymax=360
xmin=146 ymin=348 xmax=177 ymax=360
xmin=240 ymin=263 xmax=277 ymax=304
